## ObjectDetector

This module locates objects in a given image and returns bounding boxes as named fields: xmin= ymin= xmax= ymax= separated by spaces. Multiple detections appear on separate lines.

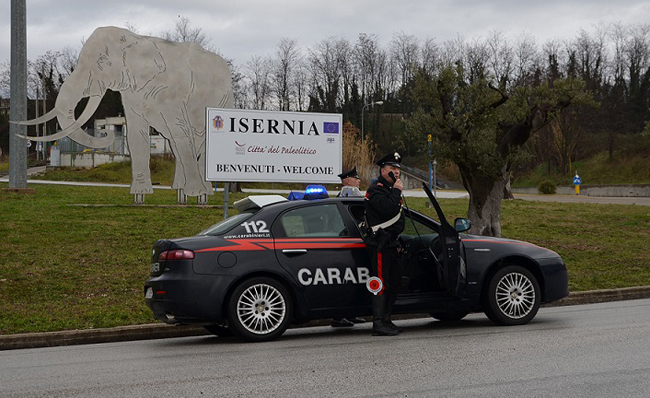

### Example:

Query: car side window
xmin=402 ymin=212 xmax=438 ymax=236
xmin=278 ymin=204 xmax=350 ymax=238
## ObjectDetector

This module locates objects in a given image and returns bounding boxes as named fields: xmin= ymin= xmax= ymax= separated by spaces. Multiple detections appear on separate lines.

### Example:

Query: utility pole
xmin=8 ymin=0 xmax=28 ymax=189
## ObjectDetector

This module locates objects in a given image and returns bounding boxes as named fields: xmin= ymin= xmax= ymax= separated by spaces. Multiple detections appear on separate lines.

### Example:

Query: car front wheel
xmin=227 ymin=277 xmax=293 ymax=342
xmin=484 ymin=265 xmax=540 ymax=325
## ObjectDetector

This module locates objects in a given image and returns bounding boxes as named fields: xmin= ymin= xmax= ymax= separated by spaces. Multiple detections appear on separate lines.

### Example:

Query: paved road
xmin=1 ymin=299 xmax=649 ymax=397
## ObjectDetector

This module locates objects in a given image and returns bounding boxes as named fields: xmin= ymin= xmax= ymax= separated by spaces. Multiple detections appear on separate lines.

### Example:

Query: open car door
xmin=421 ymin=183 xmax=462 ymax=292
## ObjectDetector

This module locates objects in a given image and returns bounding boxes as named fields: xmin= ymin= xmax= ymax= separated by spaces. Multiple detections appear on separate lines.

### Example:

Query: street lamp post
xmin=361 ymin=100 xmax=383 ymax=142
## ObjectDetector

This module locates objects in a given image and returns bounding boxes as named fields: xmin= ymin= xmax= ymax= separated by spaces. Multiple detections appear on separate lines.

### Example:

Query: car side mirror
xmin=454 ymin=218 xmax=471 ymax=232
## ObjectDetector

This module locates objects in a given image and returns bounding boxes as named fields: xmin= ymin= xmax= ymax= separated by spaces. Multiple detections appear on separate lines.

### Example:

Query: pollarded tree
xmin=408 ymin=64 xmax=592 ymax=237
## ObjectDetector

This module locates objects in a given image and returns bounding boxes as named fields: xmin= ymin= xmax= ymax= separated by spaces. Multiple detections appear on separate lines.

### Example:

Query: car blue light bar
xmin=288 ymin=185 xmax=329 ymax=201
xmin=304 ymin=185 xmax=329 ymax=200
xmin=287 ymin=191 xmax=305 ymax=201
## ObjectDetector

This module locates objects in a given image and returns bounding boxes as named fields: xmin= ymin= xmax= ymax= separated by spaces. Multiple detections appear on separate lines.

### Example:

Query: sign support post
xmin=573 ymin=172 xmax=582 ymax=195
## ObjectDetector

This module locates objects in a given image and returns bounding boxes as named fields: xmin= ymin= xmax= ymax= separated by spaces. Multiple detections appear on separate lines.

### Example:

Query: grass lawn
xmin=1 ymin=182 xmax=649 ymax=335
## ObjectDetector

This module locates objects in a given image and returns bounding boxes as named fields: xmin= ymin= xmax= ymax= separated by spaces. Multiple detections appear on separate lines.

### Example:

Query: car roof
xmin=234 ymin=195 xmax=288 ymax=212
xmin=247 ymin=196 xmax=364 ymax=213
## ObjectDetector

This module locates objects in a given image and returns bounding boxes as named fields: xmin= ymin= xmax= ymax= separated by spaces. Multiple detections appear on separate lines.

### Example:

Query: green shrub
xmin=538 ymin=180 xmax=557 ymax=194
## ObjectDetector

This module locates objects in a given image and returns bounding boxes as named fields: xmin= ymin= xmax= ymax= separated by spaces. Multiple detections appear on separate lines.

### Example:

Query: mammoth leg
xmin=125 ymin=110 xmax=153 ymax=195
xmin=167 ymin=134 xmax=206 ymax=197
xmin=195 ymin=138 xmax=214 ymax=196
xmin=160 ymin=134 xmax=184 ymax=191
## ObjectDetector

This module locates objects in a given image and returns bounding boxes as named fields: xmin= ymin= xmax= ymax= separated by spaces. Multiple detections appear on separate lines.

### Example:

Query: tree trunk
xmin=461 ymin=166 xmax=507 ymax=237
xmin=503 ymin=168 xmax=515 ymax=200
xmin=229 ymin=181 xmax=242 ymax=193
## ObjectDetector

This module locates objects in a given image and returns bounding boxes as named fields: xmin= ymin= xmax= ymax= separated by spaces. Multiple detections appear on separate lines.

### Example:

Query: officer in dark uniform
xmin=364 ymin=152 xmax=405 ymax=336
xmin=331 ymin=166 xmax=367 ymax=328
xmin=336 ymin=166 xmax=363 ymax=198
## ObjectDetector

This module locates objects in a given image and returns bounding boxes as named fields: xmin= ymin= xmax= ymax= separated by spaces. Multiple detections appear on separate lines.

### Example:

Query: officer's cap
xmin=338 ymin=166 xmax=360 ymax=180
xmin=376 ymin=152 xmax=402 ymax=168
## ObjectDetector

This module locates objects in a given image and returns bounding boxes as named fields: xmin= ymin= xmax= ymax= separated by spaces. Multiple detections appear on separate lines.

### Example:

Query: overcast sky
xmin=1 ymin=0 xmax=649 ymax=69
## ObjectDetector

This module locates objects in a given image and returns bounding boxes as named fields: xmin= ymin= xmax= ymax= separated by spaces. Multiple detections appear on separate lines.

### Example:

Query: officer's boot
xmin=372 ymin=295 xmax=399 ymax=336
xmin=383 ymin=292 xmax=403 ymax=334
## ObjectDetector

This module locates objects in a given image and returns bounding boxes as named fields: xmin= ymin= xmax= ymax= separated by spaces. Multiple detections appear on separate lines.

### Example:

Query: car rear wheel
xmin=227 ymin=277 xmax=293 ymax=342
xmin=429 ymin=311 xmax=469 ymax=322
xmin=484 ymin=265 xmax=540 ymax=325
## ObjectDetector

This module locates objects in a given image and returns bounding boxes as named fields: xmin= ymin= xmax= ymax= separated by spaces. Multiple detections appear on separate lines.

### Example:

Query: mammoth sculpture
xmin=15 ymin=26 xmax=233 ymax=203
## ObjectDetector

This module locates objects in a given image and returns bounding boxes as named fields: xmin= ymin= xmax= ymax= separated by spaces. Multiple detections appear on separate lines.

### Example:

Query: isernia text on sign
xmin=205 ymin=108 xmax=343 ymax=183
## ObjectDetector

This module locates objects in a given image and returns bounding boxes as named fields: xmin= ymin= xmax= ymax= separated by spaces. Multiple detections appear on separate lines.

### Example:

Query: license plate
xmin=145 ymin=287 xmax=153 ymax=299
xmin=150 ymin=262 xmax=160 ymax=273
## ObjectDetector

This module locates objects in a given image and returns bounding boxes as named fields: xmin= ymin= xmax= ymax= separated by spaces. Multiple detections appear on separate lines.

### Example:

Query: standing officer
xmin=337 ymin=166 xmax=363 ymax=197
xmin=364 ymin=152 xmax=405 ymax=336
xmin=331 ymin=166 xmax=367 ymax=328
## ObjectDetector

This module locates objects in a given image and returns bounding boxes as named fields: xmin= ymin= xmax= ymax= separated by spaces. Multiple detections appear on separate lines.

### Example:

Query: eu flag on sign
xmin=323 ymin=122 xmax=339 ymax=134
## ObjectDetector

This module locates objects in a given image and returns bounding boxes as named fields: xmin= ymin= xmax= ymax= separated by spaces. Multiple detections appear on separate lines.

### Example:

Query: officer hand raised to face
xmin=364 ymin=152 xmax=406 ymax=336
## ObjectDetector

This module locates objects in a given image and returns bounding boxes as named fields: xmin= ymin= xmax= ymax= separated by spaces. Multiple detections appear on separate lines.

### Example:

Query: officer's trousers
xmin=367 ymin=244 xmax=401 ymax=297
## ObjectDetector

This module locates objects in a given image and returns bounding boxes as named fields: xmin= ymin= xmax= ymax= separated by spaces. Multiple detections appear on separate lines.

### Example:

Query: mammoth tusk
xmin=57 ymin=96 xmax=103 ymax=132
xmin=68 ymin=127 xmax=115 ymax=148
xmin=20 ymin=126 xmax=116 ymax=148
xmin=16 ymin=96 xmax=104 ymax=143
xmin=18 ymin=129 xmax=76 ymax=142
xmin=11 ymin=108 xmax=66 ymax=126
xmin=60 ymin=95 xmax=115 ymax=148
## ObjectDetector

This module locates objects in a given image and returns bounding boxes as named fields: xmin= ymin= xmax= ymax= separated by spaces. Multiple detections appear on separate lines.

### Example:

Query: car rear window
xmin=198 ymin=212 xmax=255 ymax=236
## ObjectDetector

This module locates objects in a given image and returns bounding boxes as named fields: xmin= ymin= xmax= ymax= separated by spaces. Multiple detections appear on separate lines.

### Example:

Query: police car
xmin=144 ymin=185 xmax=569 ymax=342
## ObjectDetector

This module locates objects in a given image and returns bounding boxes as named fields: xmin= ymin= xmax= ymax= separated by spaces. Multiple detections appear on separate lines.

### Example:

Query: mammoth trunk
xmin=54 ymin=78 xmax=115 ymax=148
xmin=461 ymin=166 xmax=508 ymax=238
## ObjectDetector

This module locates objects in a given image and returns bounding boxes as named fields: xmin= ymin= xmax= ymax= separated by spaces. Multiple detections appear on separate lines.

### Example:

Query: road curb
xmin=2 ymin=286 xmax=650 ymax=351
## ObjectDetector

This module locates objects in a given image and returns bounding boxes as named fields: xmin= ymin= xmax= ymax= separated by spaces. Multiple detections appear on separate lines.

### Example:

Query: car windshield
xmin=198 ymin=212 xmax=255 ymax=236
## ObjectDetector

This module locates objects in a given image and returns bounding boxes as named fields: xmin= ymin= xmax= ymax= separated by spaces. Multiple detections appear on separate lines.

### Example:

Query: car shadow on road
xmin=151 ymin=316 xmax=540 ymax=348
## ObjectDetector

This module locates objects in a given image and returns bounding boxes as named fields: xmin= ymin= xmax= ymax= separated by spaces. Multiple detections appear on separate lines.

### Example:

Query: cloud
xmin=1 ymin=0 xmax=649 ymax=67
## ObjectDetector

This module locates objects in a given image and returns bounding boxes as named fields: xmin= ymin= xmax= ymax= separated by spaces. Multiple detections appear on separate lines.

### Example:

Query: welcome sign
xmin=205 ymin=108 xmax=343 ymax=183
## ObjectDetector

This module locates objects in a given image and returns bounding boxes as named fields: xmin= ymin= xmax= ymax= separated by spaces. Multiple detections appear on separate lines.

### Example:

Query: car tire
xmin=204 ymin=323 xmax=233 ymax=337
xmin=429 ymin=311 xmax=469 ymax=322
xmin=227 ymin=277 xmax=293 ymax=342
xmin=484 ymin=265 xmax=541 ymax=325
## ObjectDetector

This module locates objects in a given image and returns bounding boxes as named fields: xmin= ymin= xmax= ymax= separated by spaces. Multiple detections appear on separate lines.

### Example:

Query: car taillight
xmin=159 ymin=250 xmax=195 ymax=261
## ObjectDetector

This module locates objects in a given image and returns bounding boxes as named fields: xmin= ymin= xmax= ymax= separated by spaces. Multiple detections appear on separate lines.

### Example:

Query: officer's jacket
xmin=364 ymin=175 xmax=405 ymax=237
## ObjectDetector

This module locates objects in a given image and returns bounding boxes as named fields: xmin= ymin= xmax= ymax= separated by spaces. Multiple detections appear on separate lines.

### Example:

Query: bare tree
xmin=225 ymin=57 xmax=247 ymax=109
xmin=246 ymin=55 xmax=273 ymax=110
xmin=353 ymin=33 xmax=386 ymax=102
xmin=271 ymin=38 xmax=301 ymax=111
xmin=439 ymin=35 xmax=468 ymax=68
xmin=465 ymin=37 xmax=490 ymax=82
xmin=513 ymin=32 xmax=540 ymax=86
xmin=572 ymin=28 xmax=607 ymax=90
xmin=293 ymin=63 xmax=310 ymax=112
xmin=160 ymin=16 xmax=211 ymax=49
xmin=549 ymin=109 xmax=583 ymax=174
xmin=486 ymin=31 xmax=514 ymax=87
xmin=421 ymin=37 xmax=440 ymax=74
xmin=542 ymin=39 xmax=565 ymax=81
xmin=307 ymin=37 xmax=352 ymax=112
xmin=390 ymin=31 xmax=420 ymax=88
xmin=624 ymin=24 xmax=650 ymax=132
